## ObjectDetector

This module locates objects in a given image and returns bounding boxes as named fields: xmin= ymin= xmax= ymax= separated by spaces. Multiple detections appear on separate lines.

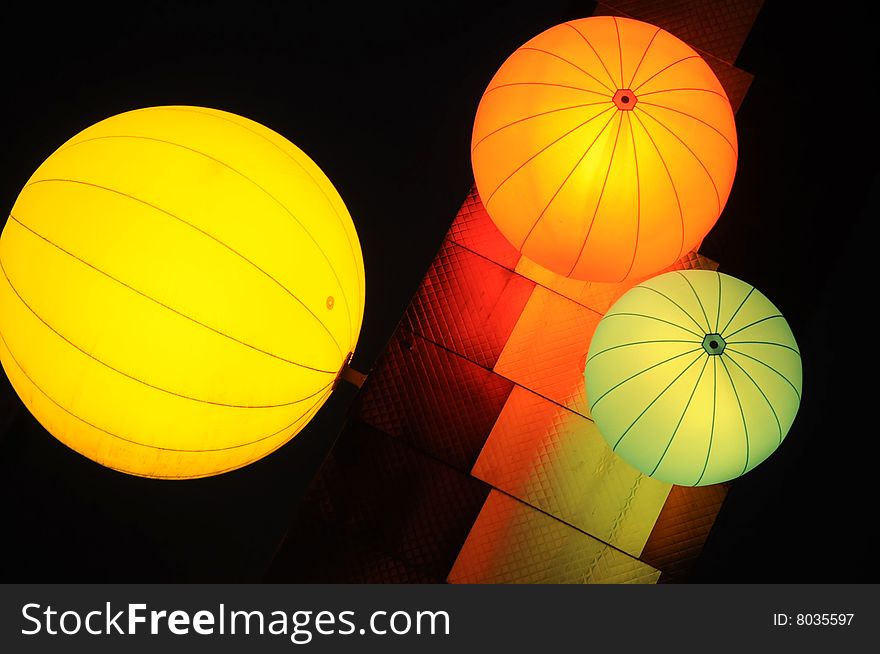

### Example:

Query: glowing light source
xmin=584 ymin=270 xmax=801 ymax=486
xmin=472 ymin=16 xmax=738 ymax=282
xmin=0 ymin=106 xmax=365 ymax=479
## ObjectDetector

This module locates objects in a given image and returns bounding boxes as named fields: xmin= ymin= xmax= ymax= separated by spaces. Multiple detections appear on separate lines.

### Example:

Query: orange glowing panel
xmin=472 ymin=16 xmax=738 ymax=282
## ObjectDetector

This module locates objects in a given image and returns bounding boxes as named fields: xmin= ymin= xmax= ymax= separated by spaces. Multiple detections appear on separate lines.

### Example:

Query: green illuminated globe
xmin=584 ymin=270 xmax=802 ymax=486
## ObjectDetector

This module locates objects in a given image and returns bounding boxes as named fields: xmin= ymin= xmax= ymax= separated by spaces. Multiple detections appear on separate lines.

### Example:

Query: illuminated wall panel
xmin=472 ymin=386 xmax=671 ymax=557
xmin=448 ymin=491 xmax=661 ymax=584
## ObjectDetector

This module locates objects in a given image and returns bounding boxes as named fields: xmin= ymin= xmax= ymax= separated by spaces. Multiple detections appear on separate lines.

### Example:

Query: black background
xmin=0 ymin=1 xmax=877 ymax=582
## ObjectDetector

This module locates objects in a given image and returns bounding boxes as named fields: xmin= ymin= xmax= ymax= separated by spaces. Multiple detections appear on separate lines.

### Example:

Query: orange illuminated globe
xmin=472 ymin=16 xmax=738 ymax=282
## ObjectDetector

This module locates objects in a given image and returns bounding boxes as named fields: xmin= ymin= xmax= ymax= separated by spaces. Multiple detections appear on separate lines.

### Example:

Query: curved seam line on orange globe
xmin=566 ymin=112 xmax=625 ymax=277
xmin=612 ymin=350 xmax=705 ymax=451
xmin=626 ymin=27 xmax=662 ymax=89
xmin=153 ymin=105 xmax=366 ymax=334
xmin=589 ymin=347 xmax=703 ymax=412
xmin=612 ymin=16 xmax=624 ymax=90
xmin=630 ymin=285 xmax=706 ymax=334
xmin=471 ymin=101 xmax=612 ymax=153
xmin=631 ymin=54 xmax=701 ymax=94
xmin=637 ymin=101 xmax=738 ymax=154
xmin=53 ymin=134 xmax=355 ymax=351
xmin=601 ymin=312 xmax=704 ymax=339
xmin=7 ymin=215 xmax=338 ymax=375
xmin=719 ymin=355 xmax=751 ymax=475
xmin=724 ymin=348 xmax=801 ymax=401
xmin=621 ymin=112 xmax=641 ymax=282
xmin=518 ymin=47 xmax=614 ymax=93
xmin=676 ymin=271 xmax=713 ymax=333
xmin=22 ymin=178 xmax=345 ymax=361
xmin=637 ymin=108 xmax=722 ymax=213
xmin=518 ymin=109 xmax=620 ymax=253
xmin=482 ymin=81 xmax=610 ymax=98
xmin=154 ymin=106 xmax=365 ymax=339
xmin=631 ymin=111 xmax=686 ymax=261
xmin=724 ymin=315 xmax=785 ymax=340
xmin=637 ymin=87 xmax=730 ymax=102
xmin=0 ymin=327 xmax=332 ymax=453
xmin=563 ymin=22 xmax=618 ymax=90
xmin=719 ymin=286 xmax=756 ymax=334
xmin=0 ymin=258 xmax=327 ymax=409
xmin=723 ymin=354 xmax=784 ymax=445
xmin=694 ymin=356 xmax=718 ymax=485
xmin=484 ymin=105 xmax=615 ymax=207
xmin=586 ymin=339 xmax=698 ymax=365
xmin=650 ymin=354 xmax=709 ymax=476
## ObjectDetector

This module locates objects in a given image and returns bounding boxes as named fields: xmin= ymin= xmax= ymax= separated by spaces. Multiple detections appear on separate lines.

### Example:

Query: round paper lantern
xmin=584 ymin=270 xmax=801 ymax=486
xmin=472 ymin=16 xmax=738 ymax=282
xmin=0 ymin=106 xmax=365 ymax=479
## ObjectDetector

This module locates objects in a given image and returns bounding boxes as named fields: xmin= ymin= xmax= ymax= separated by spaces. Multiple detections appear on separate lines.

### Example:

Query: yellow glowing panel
xmin=515 ymin=248 xmax=719 ymax=314
xmin=0 ymin=106 xmax=365 ymax=479
xmin=494 ymin=285 xmax=600 ymax=418
xmin=448 ymin=491 xmax=660 ymax=584
xmin=473 ymin=386 xmax=671 ymax=557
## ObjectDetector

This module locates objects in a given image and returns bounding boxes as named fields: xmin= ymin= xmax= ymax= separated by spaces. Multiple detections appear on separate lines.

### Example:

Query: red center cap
xmin=612 ymin=89 xmax=637 ymax=111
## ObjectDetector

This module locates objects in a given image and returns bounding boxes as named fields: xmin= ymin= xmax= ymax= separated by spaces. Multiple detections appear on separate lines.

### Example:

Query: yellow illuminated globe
xmin=0 ymin=106 xmax=365 ymax=479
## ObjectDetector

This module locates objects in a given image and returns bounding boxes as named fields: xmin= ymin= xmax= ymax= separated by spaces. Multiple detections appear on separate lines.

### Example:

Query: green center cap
xmin=702 ymin=333 xmax=726 ymax=356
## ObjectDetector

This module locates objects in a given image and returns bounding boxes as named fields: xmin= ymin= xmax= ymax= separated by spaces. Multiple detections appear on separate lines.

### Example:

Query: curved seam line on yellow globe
xmin=612 ymin=350 xmax=705 ymax=451
xmin=719 ymin=355 xmax=751 ymax=475
xmin=84 ymin=389 xmax=332 ymax=479
xmin=650 ymin=354 xmax=709 ymax=476
xmin=484 ymin=105 xmax=615 ymax=207
xmin=612 ymin=16 xmax=624 ymax=90
xmin=156 ymin=106 xmax=365 ymax=336
xmin=725 ymin=348 xmax=801 ymax=401
xmin=625 ymin=26 xmax=662 ymax=89
xmin=676 ymin=271 xmax=713 ymax=333
xmin=0 ymin=258 xmax=328 ymax=409
xmin=631 ymin=111 xmax=686 ymax=261
xmin=723 ymin=315 xmax=786 ymax=340
xmin=589 ymin=346 xmax=703 ymax=412
xmin=694 ymin=357 xmax=718 ymax=485
xmin=630 ymin=285 xmax=706 ymax=334
xmin=517 ymin=47 xmax=614 ymax=93
xmin=724 ymin=353 xmax=784 ymax=445
xmin=718 ymin=285 xmax=755 ymax=335
xmin=726 ymin=341 xmax=800 ymax=355
xmin=111 ymin=400 xmax=329 ymax=478
xmin=620 ymin=112 xmax=641 ymax=282
xmin=7 ymin=215 xmax=338 ymax=375
xmin=53 ymin=134 xmax=355 ymax=351
xmin=23 ymin=178 xmax=346 ymax=361
xmin=637 ymin=101 xmax=738 ymax=154
xmin=566 ymin=112 xmax=624 ymax=277
xmin=631 ymin=55 xmax=701 ymax=94
xmin=563 ymin=22 xmax=618 ymax=90
xmin=0 ymin=327 xmax=333 ymax=452
xmin=715 ymin=273 xmax=723 ymax=332
xmin=518 ymin=109 xmax=619 ymax=253
xmin=471 ymin=101 xmax=612 ymax=153
xmin=639 ymin=108 xmax=722 ymax=213
xmin=586 ymin=339 xmax=698 ymax=365
xmin=601 ymin=312 xmax=703 ymax=339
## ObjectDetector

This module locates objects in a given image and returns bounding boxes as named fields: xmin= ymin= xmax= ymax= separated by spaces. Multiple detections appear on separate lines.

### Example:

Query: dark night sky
xmin=0 ymin=1 xmax=877 ymax=582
